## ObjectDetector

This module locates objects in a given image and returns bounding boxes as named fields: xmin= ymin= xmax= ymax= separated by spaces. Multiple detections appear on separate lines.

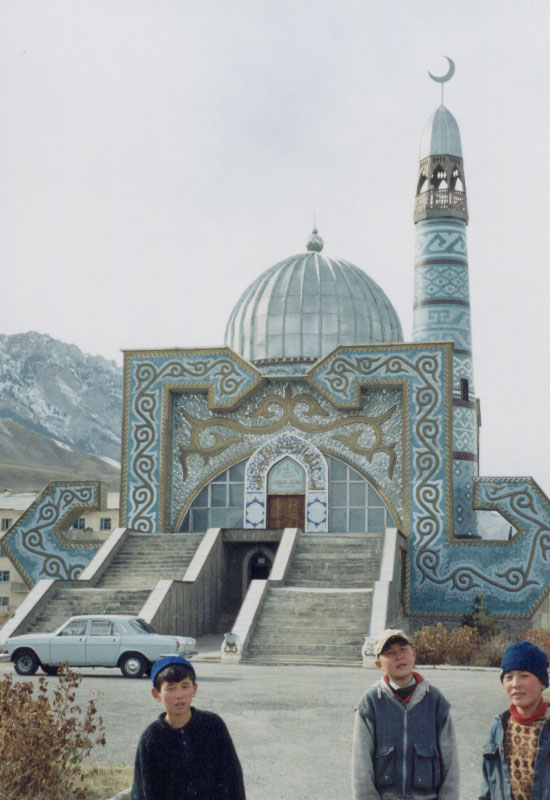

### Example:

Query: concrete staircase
xmin=95 ymin=533 xmax=204 ymax=588
xmin=28 ymin=533 xmax=204 ymax=633
xmin=244 ymin=532 xmax=384 ymax=666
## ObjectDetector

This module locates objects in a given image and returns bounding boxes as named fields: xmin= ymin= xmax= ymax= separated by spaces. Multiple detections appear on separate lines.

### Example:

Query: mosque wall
xmin=118 ymin=345 xmax=550 ymax=621
xmin=169 ymin=378 xmax=402 ymax=533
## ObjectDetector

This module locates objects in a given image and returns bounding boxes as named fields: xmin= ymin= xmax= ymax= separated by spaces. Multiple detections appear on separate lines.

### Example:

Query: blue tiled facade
xmin=1 ymin=482 xmax=105 ymax=585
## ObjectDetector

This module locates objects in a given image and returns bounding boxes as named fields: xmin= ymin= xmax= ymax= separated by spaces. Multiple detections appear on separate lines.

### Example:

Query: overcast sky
xmin=0 ymin=0 xmax=549 ymax=494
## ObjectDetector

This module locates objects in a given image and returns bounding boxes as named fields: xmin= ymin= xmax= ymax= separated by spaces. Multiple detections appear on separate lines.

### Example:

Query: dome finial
xmin=306 ymin=226 xmax=323 ymax=252
xmin=428 ymin=56 xmax=455 ymax=105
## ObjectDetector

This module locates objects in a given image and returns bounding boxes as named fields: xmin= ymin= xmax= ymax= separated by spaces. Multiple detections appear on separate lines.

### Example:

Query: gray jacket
xmin=479 ymin=708 xmax=550 ymax=800
xmin=352 ymin=677 xmax=459 ymax=800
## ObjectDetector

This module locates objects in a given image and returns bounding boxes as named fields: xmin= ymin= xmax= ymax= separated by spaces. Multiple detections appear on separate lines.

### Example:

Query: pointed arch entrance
xmin=266 ymin=457 xmax=306 ymax=529
xmin=244 ymin=433 xmax=328 ymax=531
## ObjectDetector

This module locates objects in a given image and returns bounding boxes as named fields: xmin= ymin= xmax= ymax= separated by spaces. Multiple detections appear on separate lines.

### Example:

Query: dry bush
xmin=471 ymin=634 xmax=509 ymax=667
xmin=519 ymin=628 xmax=550 ymax=654
xmin=79 ymin=764 xmax=133 ymax=800
xmin=0 ymin=664 xmax=105 ymax=800
xmin=446 ymin=625 xmax=481 ymax=665
xmin=411 ymin=624 xmax=449 ymax=665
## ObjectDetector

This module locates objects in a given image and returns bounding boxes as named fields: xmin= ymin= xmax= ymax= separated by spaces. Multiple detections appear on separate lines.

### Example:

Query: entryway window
xmin=179 ymin=460 xmax=246 ymax=532
xmin=328 ymin=456 xmax=391 ymax=533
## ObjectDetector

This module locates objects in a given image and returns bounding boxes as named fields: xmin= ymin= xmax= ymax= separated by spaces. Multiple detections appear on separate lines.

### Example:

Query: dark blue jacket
xmin=479 ymin=709 xmax=550 ymax=800
xmin=131 ymin=708 xmax=245 ymax=800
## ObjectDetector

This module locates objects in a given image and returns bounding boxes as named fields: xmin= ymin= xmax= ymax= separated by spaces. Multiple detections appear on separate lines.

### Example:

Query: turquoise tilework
xmin=122 ymin=351 xmax=261 ymax=531
xmin=1 ymin=482 xmax=103 ymax=585
xmin=310 ymin=344 xmax=550 ymax=616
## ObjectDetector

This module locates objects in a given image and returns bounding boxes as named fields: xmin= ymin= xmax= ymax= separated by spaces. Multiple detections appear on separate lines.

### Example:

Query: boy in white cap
xmin=352 ymin=628 xmax=459 ymax=800
xmin=479 ymin=640 xmax=550 ymax=799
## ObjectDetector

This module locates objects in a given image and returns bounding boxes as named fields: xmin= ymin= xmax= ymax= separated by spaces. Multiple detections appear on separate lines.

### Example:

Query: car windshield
xmin=128 ymin=618 xmax=156 ymax=635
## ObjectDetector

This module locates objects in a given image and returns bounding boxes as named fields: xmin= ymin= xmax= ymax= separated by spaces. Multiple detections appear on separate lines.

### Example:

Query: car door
xmin=50 ymin=618 xmax=89 ymax=666
xmin=84 ymin=619 xmax=121 ymax=666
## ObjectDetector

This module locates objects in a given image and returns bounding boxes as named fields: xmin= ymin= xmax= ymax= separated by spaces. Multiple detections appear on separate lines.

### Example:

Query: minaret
xmin=412 ymin=60 xmax=478 ymax=536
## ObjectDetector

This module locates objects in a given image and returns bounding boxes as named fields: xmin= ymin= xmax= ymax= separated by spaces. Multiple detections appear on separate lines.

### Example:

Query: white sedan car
xmin=0 ymin=615 xmax=198 ymax=678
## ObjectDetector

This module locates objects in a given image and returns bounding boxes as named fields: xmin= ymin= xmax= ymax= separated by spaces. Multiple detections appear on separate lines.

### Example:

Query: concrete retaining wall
xmin=140 ymin=528 xmax=223 ymax=637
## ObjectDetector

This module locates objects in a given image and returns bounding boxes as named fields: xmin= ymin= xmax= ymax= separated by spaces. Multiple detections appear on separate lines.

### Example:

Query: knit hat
xmin=150 ymin=656 xmax=196 ymax=686
xmin=374 ymin=629 xmax=412 ymax=657
xmin=500 ymin=641 xmax=549 ymax=687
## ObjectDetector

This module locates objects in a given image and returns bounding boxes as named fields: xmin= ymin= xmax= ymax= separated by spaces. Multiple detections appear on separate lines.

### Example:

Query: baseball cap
xmin=374 ymin=629 xmax=412 ymax=657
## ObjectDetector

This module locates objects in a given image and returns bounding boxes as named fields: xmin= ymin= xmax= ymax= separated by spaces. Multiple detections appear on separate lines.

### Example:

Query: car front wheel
xmin=120 ymin=653 xmax=146 ymax=678
xmin=14 ymin=650 xmax=39 ymax=676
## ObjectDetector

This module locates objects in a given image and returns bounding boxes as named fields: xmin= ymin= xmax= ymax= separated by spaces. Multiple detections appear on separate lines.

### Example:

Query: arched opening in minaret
xmin=417 ymin=169 xmax=428 ymax=194
xmin=432 ymin=165 xmax=448 ymax=190
xmin=451 ymin=168 xmax=464 ymax=192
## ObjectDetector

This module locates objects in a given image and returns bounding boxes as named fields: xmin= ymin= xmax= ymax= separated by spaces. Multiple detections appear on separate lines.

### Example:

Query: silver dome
xmin=224 ymin=238 xmax=403 ymax=365
xmin=419 ymin=105 xmax=462 ymax=159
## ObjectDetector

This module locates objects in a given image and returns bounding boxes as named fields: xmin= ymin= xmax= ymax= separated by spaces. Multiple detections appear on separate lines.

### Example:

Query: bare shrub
xmin=519 ymin=628 xmax=550 ymax=654
xmin=411 ymin=624 xmax=449 ymax=665
xmin=0 ymin=664 xmax=105 ymax=800
xmin=471 ymin=634 xmax=509 ymax=667
xmin=446 ymin=625 xmax=481 ymax=665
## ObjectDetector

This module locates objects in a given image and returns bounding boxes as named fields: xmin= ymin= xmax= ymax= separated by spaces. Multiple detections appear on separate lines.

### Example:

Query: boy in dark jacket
xmin=479 ymin=640 xmax=550 ymax=800
xmin=352 ymin=628 xmax=459 ymax=800
xmin=131 ymin=656 xmax=245 ymax=800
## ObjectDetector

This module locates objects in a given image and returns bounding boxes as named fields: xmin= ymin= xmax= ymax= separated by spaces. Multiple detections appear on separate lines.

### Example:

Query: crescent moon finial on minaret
xmin=428 ymin=57 xmax=455 ymax=105
xmin=428 ymin=56 xmax=455 ymax=83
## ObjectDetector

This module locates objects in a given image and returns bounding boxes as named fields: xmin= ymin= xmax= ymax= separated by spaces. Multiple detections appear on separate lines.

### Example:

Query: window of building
xmin=0 ymin=597 xmax=8 ymax=607
xmin=328 ymin=456 xmax=392 ymax=533
xmin=0 ymin=571 xmax=9 ymax=582
xmin=100 ymin=517 xmax=112 ymax=531
xmin=180 ymin=460 xmax=246 ymax=532
xmin=72 ymin=518 xmax=86 ymax=530
xmin=1 ymin=518 xmax=12 ymax=531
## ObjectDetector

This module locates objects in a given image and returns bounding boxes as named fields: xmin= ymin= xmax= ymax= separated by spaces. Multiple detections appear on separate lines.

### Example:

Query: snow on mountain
xmin=0 ymin=332 xmax=122 ymax=461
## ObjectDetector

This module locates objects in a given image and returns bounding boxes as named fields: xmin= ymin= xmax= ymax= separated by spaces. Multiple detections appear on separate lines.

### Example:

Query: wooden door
xmin=266 ymin=494 xmax=305 ymax=529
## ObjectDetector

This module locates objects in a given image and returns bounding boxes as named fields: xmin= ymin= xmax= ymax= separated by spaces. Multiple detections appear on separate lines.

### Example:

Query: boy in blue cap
xmin=479 ymin=640 xmax=550 ymax=800
xmin=131 ymin=656 xmax=245 ymax=800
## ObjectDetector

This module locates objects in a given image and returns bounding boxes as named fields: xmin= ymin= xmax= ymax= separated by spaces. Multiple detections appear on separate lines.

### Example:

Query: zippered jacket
xmin=352 ymin=676 xmax=459 ymax=800
xmin=479 ymin=709 xmax=550 ymax=800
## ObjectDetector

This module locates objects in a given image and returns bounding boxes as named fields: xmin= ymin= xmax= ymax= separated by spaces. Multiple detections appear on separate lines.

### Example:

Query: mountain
xmin=0 ymin=418 xmax=120 ymax=491
xmin=0 ymin=331 xmax=122 ymax=461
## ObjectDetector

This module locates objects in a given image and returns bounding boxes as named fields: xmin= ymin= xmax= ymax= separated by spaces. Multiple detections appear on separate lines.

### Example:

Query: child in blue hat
xmin=131 ymin=656 xmax=245 ymax=799
xmin=479 ymin=640 xmax=550 ymax=799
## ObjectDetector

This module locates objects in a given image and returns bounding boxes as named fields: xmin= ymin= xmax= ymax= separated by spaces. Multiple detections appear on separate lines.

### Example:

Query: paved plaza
xmin=1 ymin=651 xmax=505 ymax=800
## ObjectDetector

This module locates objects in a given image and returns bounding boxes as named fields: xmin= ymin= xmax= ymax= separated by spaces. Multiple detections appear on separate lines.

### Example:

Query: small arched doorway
xmin=242 ymin=546 xmax=275 ymax=597
xmin=266 ymin=457 xmax=306 ymax=529
xmin=248 ymin=550 xmax=272 ymax=581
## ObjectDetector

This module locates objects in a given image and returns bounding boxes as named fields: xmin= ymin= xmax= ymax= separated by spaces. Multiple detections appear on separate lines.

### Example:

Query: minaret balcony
xmin=414 ymin=188 xmax=468 ymax=223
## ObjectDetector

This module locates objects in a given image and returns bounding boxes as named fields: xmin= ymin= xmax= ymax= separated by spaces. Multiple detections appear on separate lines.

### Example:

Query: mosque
xmin=3 ymin=65 xmax=550 ymax=662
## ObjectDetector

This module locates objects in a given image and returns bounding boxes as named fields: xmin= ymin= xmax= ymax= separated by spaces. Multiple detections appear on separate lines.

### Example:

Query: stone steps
xmin=26 ymin=532 xmax=206 ymax=633
xmin=243 ymin=530 xmax=381 ymax=665
xmin=284 ymin=532 xmax=383 ymax=588
xmin=96 ymin=532 xmax=203 ymax=587
xmin=30 ymin=588 xmax=152 ymax=632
